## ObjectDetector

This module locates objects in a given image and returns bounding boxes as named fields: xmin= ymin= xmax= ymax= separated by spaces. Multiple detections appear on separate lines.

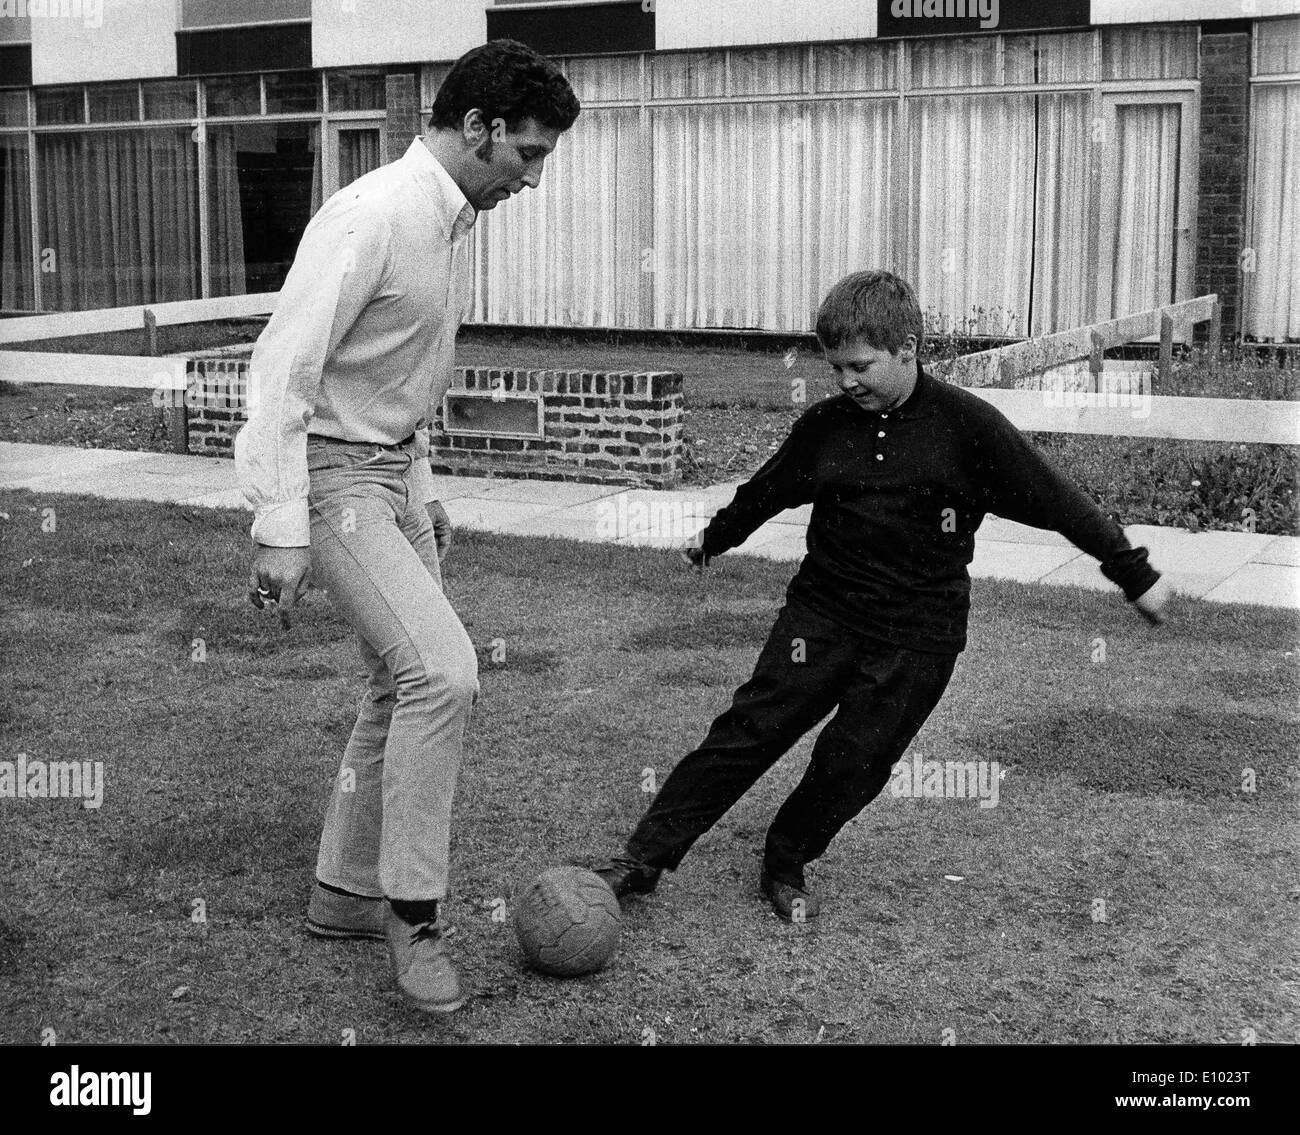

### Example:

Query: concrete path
xmin=2 ymin=441 xmax=1296 ymax=610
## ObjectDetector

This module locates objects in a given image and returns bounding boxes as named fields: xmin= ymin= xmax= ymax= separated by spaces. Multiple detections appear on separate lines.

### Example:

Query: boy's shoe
xmin=593 ymin=856 xmax=662 ymax=899
xmin=760 ymin=869 xmax=822 ymax=921
xmin=384 ymin=905 xmax=465 ymax=1014
xmin=305 ymin=882 xmax=386 ymax=941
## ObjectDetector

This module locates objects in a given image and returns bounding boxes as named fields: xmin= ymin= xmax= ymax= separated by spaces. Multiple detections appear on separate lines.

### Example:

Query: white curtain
xmin=0 ymin=135 xmax=32 ymax=309
xmin=1105 ymin=103 xmax=1179 ymax=318
xmin=472 ymin=106 xmax=642 ymax=328
xmin=1245 ymin=84 xmax=1300 ymax=341
xmin=908 ymin=95 xmax=1036 ymax=336
xmin=206 ymin=129 xmax=247 ymax=299
xmin=1031 ymin=93 xmax=1093 ymax=334
xmin=650 ymin=98 xmax=895 ymax=331
xmin=37 ymin=128 xmax=201 ymax=310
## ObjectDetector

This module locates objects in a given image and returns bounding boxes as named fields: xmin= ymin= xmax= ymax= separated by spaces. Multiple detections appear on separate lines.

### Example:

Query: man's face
xmin=463 ymin=114 xmax=560 ymax=211
xmin=823 ymin=336 xmax=918 ymax=414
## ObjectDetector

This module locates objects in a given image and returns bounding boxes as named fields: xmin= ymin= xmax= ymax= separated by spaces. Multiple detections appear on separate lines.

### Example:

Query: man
xmin=595 ymin=270 xmax=1170 ymax=921
xmin=236 ymin=40 xmax=580 ymax=1013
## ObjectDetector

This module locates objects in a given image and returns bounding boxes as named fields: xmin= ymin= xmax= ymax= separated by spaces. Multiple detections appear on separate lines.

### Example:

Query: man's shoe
xmin=384 ymin=905 xmax=465 ymax=1014
xmin=760 ymin=869 xmax=822 ymax=921
xmin=593 ymin=856 xmax=661 ymax=899
xmin=305 ymin=882 xmax=386 ymax=941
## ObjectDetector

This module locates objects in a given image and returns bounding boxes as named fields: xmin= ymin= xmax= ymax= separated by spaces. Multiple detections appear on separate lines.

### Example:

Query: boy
xmin=595 ymin=270 xmax=1169 ymax=920
xmin=237 ymin=41 xmax=579 ymax=1012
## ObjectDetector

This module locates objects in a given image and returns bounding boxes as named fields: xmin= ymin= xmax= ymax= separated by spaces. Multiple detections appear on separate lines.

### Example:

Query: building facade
xmin=0 ymin=0 xmax=1296 ymax=341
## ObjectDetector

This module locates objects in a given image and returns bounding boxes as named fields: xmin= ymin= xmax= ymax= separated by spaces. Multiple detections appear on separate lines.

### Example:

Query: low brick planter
xmin=183 ymin=357 xmax=685 ymax=489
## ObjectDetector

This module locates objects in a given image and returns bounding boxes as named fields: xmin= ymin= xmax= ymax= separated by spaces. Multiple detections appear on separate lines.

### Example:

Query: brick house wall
xmin=1195 ymin=30 xmax=1251 ymax=340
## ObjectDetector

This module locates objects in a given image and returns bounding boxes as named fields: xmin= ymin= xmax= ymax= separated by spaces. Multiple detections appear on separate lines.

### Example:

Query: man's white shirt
xmin=235 ymin=138 xmax=477 ymax=547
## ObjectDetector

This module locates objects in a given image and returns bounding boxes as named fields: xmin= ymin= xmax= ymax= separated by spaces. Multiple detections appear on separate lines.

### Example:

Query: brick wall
xmin=429 ymin=367 xmax=683 ymax=487
xmin=1195 ymin=32 xmax=1251 ymax=340
xmin=385 ymin=69 xmax=422 ymax=158
xmin=184 ymin=359 xmax=685 ymax=489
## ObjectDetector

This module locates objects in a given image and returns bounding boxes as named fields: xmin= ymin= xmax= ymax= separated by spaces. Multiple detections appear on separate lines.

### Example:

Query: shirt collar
xmin=889 ymin=362 xmax=935 ymax=419
xmin=401 ymin=137 xmax=478 ymax=243
xmin=838 ymin=361 xmax=935 ymax=421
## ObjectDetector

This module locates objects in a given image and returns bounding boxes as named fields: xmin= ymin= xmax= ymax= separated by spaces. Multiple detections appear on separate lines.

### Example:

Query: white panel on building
xmin=30 ymin=0 xmax=178 ymax=84
xmin=1091 ymin=0 xmax=1300 ymax=22
xmin=655 ymin=0 xmax=876 ymax=51
xmin=313 ymin=0 xmax=486 ymax=68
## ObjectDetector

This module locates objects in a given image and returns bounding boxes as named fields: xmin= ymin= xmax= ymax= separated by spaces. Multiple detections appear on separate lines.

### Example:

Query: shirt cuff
xmin=250 ymin=499 xmax=311 ymax=547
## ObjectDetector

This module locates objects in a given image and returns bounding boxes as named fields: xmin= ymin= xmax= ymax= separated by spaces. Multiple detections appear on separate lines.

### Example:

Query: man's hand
xmin=427 ymin=500 xmax=453 ymax=562
xmin=248 ymin=544 xmax=311 ymax=628
xmin=1132 ymin=576 xmax=1171 ymax=626
xmin=679 ymin=530 xmax=710 ymax=570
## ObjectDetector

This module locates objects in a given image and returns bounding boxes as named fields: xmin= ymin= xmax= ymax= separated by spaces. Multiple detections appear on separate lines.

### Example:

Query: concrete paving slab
xmin=1255 ymin=536 xmax=1300 ymax=567
xmin=1122 ymin=525 xmax=1277 ymax=575
xmin=442 ymin=497 xmax=558 ymax=531
xmin=970 ymin=541 xmax=1082 ymax=583
xmin=475 ymin=479 xmax=625 ymax=506
xmin=977 ymin=516 xmax=1071 ymax=546
xmin=1203 ymin=564 xmax=1300 ymax=608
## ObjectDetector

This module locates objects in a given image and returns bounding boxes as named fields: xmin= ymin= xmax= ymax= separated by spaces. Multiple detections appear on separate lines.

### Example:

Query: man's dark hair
xmin=815 ymin=270 xmax=925 ymax=355
xmin=429 ymin=39 xmax=580 ymax=135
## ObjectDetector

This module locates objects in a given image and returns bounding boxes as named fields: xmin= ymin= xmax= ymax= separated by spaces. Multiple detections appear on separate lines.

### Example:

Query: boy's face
xmin=823 ymin=336 xmax=918 ymax=414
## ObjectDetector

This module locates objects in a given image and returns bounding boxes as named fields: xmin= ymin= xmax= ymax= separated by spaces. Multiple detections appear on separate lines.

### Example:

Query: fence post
xmin=1158 ymin=312 xmax=1173 ymax=392
xmin=143 ymin=308 xmax=188 ymax=455
xmin=1208 ymin=297 xmax=1223 ymax=359
xmin=1089 ymin=331 xmax=1104 ymax=394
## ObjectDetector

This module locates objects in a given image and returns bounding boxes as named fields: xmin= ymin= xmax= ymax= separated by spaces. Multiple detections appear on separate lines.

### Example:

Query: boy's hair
xmin=429 ymin=39 xmax=581 ymax=134
xmin=815 ymin=270 xmax=924 ymax=355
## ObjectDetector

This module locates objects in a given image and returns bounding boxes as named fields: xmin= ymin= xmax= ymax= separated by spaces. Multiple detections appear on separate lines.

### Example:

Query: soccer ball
xmin=513 ymin=866 xmax=622 ymax=977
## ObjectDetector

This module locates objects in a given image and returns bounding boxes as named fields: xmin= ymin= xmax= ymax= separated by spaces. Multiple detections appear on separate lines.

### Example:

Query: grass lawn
xmin=1 ymin=490 xmax=1297 ymax=1045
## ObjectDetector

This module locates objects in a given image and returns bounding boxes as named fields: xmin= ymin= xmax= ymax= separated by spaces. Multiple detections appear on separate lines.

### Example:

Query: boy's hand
xmin=1132 ymin=576 xmax=1171 ymax=626
xmin=679 ymin=531 xmax=710 ymax=570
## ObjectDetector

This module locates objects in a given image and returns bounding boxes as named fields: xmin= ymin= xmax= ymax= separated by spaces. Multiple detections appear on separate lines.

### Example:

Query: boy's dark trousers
xmin=626 ymin=596 xmax=958 ymax=885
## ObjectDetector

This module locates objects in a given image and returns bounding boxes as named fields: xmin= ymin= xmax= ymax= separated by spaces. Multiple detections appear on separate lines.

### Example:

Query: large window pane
xmin=36 ymin=128 xmax=201 ymax=310
xmin=0 ymin=134 xmax=33 ymax=310
xmin=650 ymin=100 xmax=895 ymax=331
xmin=207 ymin=122 xmax=321 ymax=296
xmin=473 ymin=107 xmax=642 ymax=328
xmin=1244 ymin=84 xmax=1300 ymax=340
xmin=908 ymin=95 xmax=1035 ymax=336
xmin=1031 ymin=93 xmax=1094 ymax=334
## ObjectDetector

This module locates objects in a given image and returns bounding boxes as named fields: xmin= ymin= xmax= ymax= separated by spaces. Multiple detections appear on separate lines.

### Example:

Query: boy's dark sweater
xmin=700 ymin=364 xmax=1160 ymax=654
